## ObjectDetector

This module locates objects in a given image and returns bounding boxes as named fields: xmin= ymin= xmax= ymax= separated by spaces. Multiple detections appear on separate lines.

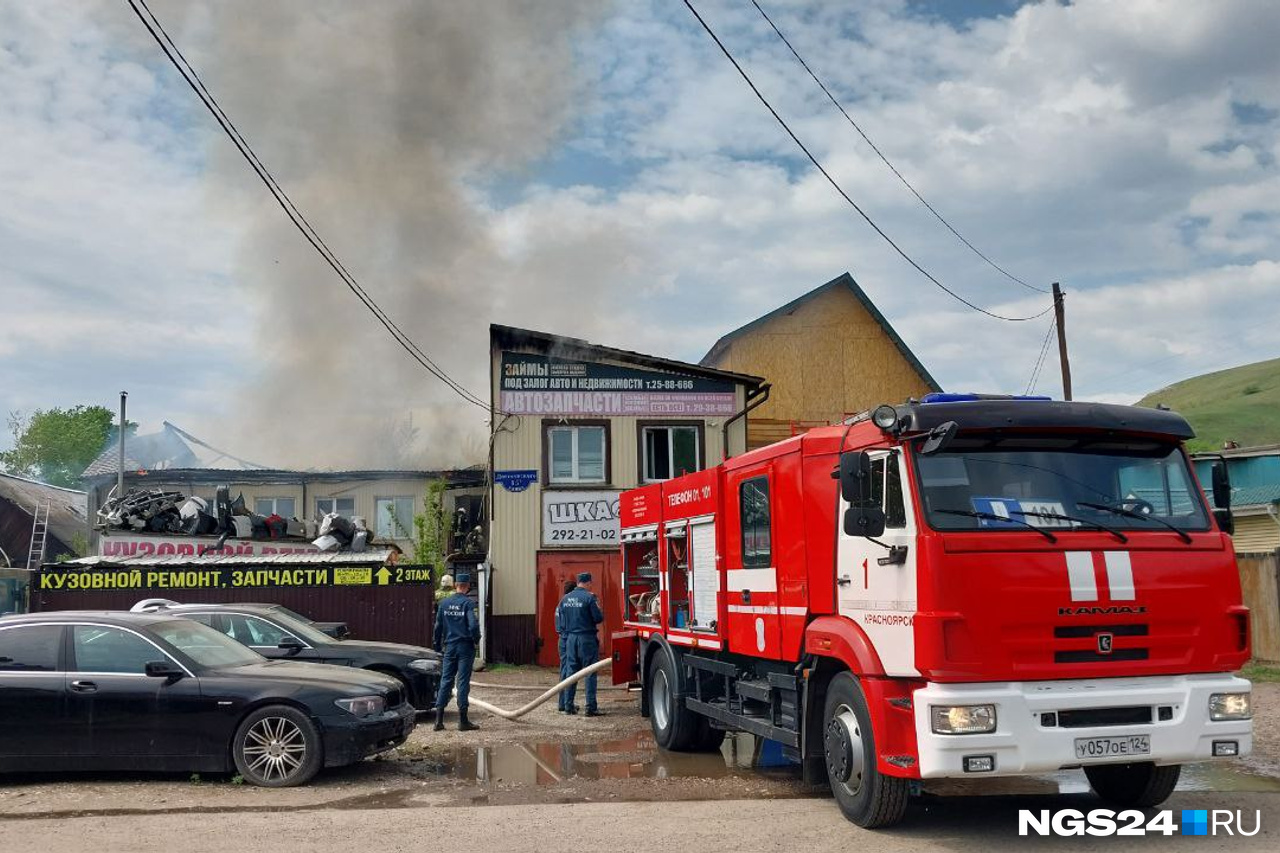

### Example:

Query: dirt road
xmin=5 ymin=793 xmax=1278 ymax=853
xmin=1 ymin=669 xmax=1277 ymax=848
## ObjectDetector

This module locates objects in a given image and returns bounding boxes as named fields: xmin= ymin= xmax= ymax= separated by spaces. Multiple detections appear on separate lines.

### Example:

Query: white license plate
xmin=1074 ymin=735 xmax=1151 ymax=760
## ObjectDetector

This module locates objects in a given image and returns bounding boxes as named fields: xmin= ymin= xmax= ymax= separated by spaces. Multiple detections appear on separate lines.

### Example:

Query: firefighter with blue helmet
xmin=433 ymin=571 xmax=481 ymax=731
xmin=559 ymin=571 xmax=605 ymax=716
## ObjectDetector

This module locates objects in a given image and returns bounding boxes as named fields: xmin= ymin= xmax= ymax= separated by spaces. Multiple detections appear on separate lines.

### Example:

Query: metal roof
xmin=700 ymin=272 xmax=941 ymax=392
xmin=0 ymin=472 xmax=88 ymax=554
xmin=58 ymin=548 xmax=399 ymax=568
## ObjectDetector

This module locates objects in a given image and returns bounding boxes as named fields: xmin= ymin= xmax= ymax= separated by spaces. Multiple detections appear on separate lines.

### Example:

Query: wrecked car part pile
xmin=96 ymin=485 xmax=375 ymax=551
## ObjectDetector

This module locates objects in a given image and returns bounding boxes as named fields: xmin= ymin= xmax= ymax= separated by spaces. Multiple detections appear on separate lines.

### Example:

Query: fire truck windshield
xmin=912 ymin=434 xmax=1211 ymax=535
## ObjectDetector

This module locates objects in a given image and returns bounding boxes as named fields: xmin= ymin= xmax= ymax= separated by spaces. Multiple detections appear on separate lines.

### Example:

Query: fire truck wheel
xmin=1084 ymin=762 xmax=1181 ymax=808
xmin=822 ymin=672 xmax=909 ymax=828
xmin=647 ymin=652 xmax=700 ymax=751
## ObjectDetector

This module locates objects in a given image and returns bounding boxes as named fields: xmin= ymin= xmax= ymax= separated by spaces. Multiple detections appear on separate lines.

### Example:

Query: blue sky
xmin=1 ymin=0 xmax=1278 ymax=467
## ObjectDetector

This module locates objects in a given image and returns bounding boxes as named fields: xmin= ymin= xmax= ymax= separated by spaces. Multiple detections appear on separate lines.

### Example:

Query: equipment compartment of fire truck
xmin=612 ymin=394 xmax=1254 ymax=828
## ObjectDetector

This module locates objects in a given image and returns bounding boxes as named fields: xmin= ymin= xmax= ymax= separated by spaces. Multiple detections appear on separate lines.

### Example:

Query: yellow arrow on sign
xmin=375 ymin=567 xmax=391 ymax=585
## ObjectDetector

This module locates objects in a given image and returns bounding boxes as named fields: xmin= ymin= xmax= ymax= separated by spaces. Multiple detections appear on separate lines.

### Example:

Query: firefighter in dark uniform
xmin=556 ymin=578 xmax=576 ymax=713
xmin=560 ymin=571 xmax=605 ymax=716
xmin=433 ymin=571 xmax=481 ymax=731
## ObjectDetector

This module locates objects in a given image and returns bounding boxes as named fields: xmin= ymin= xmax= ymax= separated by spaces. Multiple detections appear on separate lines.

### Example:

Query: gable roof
xmin=491 ymin=324 xmax=765 ymax=388
xmin=699 ymin=272 xmax=941 ymax=392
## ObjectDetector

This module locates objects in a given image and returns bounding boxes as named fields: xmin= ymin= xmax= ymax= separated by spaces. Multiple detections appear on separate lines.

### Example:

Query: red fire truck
xmin=612 ymin=394 xmax=1253 ymax=827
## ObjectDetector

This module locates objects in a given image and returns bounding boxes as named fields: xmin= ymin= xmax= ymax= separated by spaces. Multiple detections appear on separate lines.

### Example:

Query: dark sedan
xmin=0 ymin=612 xmax=415 ymax=787
xmin=137 ymin=602 xmax=440 ymax=710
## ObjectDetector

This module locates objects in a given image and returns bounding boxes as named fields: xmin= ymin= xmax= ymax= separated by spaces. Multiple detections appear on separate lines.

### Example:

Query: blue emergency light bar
xmin=920 ymin=393 xmax=1051 ymax=404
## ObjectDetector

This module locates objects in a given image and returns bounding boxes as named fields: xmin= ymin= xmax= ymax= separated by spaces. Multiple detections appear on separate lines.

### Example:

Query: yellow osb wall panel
xmin=709 ymin=285 xmax=933 ymax=425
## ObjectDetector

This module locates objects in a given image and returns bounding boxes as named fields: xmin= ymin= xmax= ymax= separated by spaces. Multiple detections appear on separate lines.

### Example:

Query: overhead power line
xmin=125 ymin=0 xmax=491 ymax=412
xmin=1024 ymin=315 xmax=1056 ymax=395
xmin=683 ymin=0 xmax=1050 ymax=322
xmin=750 ymin=0 xmax=1047 ymax=294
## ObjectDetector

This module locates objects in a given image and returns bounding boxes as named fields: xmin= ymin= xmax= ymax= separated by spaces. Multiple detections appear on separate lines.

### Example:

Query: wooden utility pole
xmin=1052 ymin=282 xmax=1072 ymax=401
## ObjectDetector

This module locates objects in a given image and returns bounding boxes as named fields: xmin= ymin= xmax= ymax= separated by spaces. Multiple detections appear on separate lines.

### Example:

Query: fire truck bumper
xmin=913 ymin=674 xmax=1253 ymax=778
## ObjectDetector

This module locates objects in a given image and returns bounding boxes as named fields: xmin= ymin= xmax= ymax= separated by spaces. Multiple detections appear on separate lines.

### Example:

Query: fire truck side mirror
xmin=1211 ymin=460 xmax=1234 ymax=535
xmin=839 ymin=452 xmax=887 ymax=538
xmin=838 ymin=451 xmax=874 ymax=503
xmin=919 ymin=421 xmax=959 ymax=456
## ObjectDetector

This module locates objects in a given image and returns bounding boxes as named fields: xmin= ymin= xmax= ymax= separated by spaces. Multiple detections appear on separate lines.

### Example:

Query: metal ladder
xmin=26 ymin=502 xmax=50 ymax=571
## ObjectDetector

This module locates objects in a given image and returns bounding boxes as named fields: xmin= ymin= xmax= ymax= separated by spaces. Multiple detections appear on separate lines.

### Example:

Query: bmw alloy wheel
xmin=241 ymin=715 xmax=309 ymax=783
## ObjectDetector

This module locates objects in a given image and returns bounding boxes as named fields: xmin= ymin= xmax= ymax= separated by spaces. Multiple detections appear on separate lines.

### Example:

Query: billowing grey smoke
xmin=161 ymin=0 xmax=606 ymax=469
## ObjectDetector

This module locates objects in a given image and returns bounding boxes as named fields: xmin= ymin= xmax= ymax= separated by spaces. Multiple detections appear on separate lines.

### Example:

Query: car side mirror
xmin=278 ymin=637 xmax=304 ymax=654
xmin=1213 ymin=508 xmax=1235 ymax=536
xmin=145 ymin=660 xmax=184 ymax=679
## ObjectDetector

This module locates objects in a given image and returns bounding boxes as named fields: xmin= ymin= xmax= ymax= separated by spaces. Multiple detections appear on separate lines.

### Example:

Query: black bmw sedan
xmin=0 ymin=612 xmax=415 ymax=787
xmin=136 ymin=601 xmax=440 ymax=710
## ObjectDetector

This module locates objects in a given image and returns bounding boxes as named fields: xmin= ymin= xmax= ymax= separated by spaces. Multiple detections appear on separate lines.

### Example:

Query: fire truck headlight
xmin=930 ymin=704 xmax=997 ymax=735
xmin=1209 ymin=692 xmax=1252 ymax=721
xmin=872 ymin=405 xmax=898 ymax=430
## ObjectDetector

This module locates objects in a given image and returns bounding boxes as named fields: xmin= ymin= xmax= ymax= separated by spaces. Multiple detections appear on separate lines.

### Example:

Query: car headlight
xmin=931 ymin=704 xmax=997 ymax=734
xmin=408 ymin=658 xmax=440 ymax=674
xmin=1209 ymin=692 xmax=1252 ymax=721
xmin=335 ymin=695 xmax=386 ymax=718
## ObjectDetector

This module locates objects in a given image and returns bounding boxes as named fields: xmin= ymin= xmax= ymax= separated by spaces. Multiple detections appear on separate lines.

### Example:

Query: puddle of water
xmin=406 ymin=730 xmax=799 ymax=787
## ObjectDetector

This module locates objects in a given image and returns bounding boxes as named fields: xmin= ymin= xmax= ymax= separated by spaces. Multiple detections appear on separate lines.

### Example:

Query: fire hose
xmin=467 ymin=658 xmax=613 ymax=720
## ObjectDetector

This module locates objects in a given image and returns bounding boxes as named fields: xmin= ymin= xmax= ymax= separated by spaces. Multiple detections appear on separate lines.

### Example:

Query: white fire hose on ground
xmin=467 ymin=658 xmax=613 ymax=721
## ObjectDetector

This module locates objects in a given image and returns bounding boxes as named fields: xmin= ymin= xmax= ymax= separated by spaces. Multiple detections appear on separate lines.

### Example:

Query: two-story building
xmin=487 ymin=324 xmax=765 ymax=664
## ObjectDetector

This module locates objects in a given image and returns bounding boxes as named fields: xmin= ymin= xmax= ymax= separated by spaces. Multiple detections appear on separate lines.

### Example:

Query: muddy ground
xmin=1 ymin=669 xmax=1277 ymax=818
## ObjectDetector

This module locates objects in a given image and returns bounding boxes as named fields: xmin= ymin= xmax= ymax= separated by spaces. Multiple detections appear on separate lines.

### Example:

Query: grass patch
xmin=482 ymin=663 xmax=541 ymax=673
xmin=1240 ymin=662 xmax=1280 ymax=683
xmin=1136 ymin=356 xmax=1280 ymax=451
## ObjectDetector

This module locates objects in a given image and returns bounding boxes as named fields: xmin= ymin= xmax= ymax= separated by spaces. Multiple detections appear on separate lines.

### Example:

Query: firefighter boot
xmin=458 ymin=710 xmax=479 ymax=732
xmin=433 ymin=707 xmax=445 ymax=732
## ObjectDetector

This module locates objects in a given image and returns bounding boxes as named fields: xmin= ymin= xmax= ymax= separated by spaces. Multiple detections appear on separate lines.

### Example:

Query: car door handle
xmin=69 ymin=680 xmax=98 ymax=693
xmin=837 ymin=574 xmax=852 ymax=586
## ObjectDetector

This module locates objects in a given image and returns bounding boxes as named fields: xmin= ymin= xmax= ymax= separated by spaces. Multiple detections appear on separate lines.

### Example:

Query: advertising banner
xmin=542 ymin=489 xmax=622 ymax=547
xmin=500 ymin=352 xmax=737 ymax=417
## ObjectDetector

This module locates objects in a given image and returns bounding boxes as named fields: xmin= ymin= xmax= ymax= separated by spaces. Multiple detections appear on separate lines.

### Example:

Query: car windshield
xmin=912 ymin=434 xmax=1210 ymax=533
xmin=265 ymin=611 xmax=335 ymax=646
xmin=151 ymin=619 xmax=264 ymax=669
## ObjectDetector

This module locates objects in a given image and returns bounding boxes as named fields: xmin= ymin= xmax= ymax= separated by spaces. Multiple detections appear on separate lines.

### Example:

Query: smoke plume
xmin=164 ymin=0 xmax=606 ymax=470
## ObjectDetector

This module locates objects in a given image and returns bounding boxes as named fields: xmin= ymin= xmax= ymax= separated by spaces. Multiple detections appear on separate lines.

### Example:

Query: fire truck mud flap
xmin=913 ymin=674 xmax=1253 ymax=778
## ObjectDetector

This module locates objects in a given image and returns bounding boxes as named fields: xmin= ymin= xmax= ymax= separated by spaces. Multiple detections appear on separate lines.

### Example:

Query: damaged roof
xmin=491 ymin=324 xmax=765 ymax=388
xmin=0 ymin=472 xmax=88 ymax=554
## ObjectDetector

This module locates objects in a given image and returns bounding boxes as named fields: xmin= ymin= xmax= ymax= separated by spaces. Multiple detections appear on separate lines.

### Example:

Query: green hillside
xmin=1136 ymin=357 xmax=1280 ymax=452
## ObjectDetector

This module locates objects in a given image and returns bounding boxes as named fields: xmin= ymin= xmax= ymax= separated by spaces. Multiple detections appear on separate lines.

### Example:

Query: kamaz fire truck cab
xmin=614 ymin=394 xmax=1252 ymax=828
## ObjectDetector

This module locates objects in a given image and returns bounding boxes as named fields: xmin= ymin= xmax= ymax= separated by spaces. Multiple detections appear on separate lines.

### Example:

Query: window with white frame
xmin=375 ymin=496 xmax=415 ymax=539
xmin=547 ymin=424 xmax=607 ymax=484
xmin=254 ymin=497 xmax=297 ymax=518
xmin=315 ymin=496 xmax=355 ymax=519
xmin=642 ymin=424 xmax=701 ymax=482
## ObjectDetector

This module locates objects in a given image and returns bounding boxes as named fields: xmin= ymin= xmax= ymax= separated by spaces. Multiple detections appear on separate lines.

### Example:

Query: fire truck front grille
xmin=1054 ymin=648 xmax=1149 ymax=663
xmin=1052 ymin=624 xmax=1149 ymax=639
xmin=1051 ymin=706 xmax=1153 ymax=728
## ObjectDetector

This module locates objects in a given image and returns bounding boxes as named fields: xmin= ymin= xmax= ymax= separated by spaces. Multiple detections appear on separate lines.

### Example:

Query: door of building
xmin=536 ymin=551 xmax=622 ymax=668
